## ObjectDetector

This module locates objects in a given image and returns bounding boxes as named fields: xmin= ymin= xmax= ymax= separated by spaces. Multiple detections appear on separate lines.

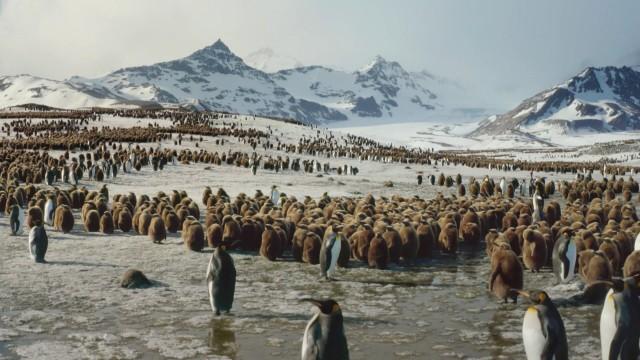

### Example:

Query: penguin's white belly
xmin=28 ymin=227 xmax=37 ymax=260
xmin=302 ymin=312 xmax=319 ymax=359
xmin=600 ymin=290 xmax=617 ymax=360
xmin=635 ymin=233 xmax=640 ymax=251
xmin=565 ymin=240 xmax=576 ymax=281
xmin=523 ymin=307 xmax=546 ymax=360
xmin=44 ymin=201 xmax=54 ymax=225
xmin=208 ymin=278 xmax=216 ymax=313
xmin=17 ymin=210 xmax=25 ymax=235
xmin=327 ymin=239 xmax=341 ymax=277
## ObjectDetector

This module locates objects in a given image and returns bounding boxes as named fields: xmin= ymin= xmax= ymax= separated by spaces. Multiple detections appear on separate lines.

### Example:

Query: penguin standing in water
xmin=301 ymin=298 xmax=349 ymax=360
xmin=44 ymin=195 xmax=56 ymax=226
xmin=600 ymin=276 xmax=640 ymax=360
xmin=9 ymin=204 xmax=24 ymax=235
xmin=516 ymin=290 xmax=568 ymax=360
xmin=320 ymin=232 xmax=341 ymax=280
xmin=206 ymin=246 xmax=236 ymax=316
xmin=552 ymin=234 xmax=577 ymax=284
xmin=28 ymin=224 xmax=48 ymax=263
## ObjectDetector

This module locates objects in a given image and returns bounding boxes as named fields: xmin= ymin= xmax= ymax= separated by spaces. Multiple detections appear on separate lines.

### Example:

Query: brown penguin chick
xmin=517 ymin=213 xmax=532 ymax=227
xmin=383 ymin=226 xmax=403 ymax=264
xmin=240 ymin=220 xmax=261 ymax=251
xmin=581 ymin=250 xmax=613 ymax=284
xmin=164 ymin=211 xmax=180 ymax=233
xmin=598 ymin=239 xmax=621 ymax=274
xmin=222 ymin=215 xmax=241 ymax=244
xmin=302 ymin=231 xmax=322 ymax=265
xmin=183 ymin=220 xmax=205 ymax=252
xmin=623 ymin=250 xmax=640 ymax=277
xmin=206 ymin=223 xmax=223 ymax=248
xmin=100 ymin=211 xmax=114 ymax=234
xmin=368 ymin=232 xmax=390 ymax=270
xmin=502 ymin=212 xmax=518 ymax=231
xmin=458 ymin=184 xmax=466 ymax=197
xmin=575 ymin=230 xmax=599 ymax=252
xmin=502 ymin=227 xmax=522 ymax=256
xmin=137 ymin=211 xmax=152 ymax=236
xmin=350 ymin=228 xmax=372 ymax=263
xmin=438 ymin=222 xmax=458 ymax=254
xmin=292 ymin=226 xmax=307 ymax=262
xmin=461 ymin=222 xmax=481 ymax=246
xmin=84 ymin=209 xmax=100 ymax=232
xmin=26 ymin=206 xmax=43 ymax=228
xmin=118 ymin=208 xmax=133 ymax=233
xmin=274 ymin=226 xmax=288 ymax=257
xmin=54 ymin=205 xmax=74 ymax=233
xmin=148 ymin=215 xmax=166 ymax=243
xmin=522 ymin=228 xmax=547 ymax=272
xmin=260 ymin=224 xmax=281 ymax=261
xmin=416 ymin=222 xmax=435 ymax=258
xmin=489 ymin=242 xmax=523 ymax=303
xmin=399 ymin=220 xmax=419 ymax=263
xmin=82 ymin=202 xmax=97 ymax=222
xmin=485 ymin=229 xmax=500 ymax=257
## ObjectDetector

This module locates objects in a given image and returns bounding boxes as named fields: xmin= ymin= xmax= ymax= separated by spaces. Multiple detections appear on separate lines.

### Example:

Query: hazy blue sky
xmin=1 ymin=0 xmax=639 ymax=108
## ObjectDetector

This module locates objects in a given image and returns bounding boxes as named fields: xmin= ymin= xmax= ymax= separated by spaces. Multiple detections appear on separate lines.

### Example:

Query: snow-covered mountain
xmin=0 ymin=74 xmax=138 ymax=109
xmin=272 ymin=55 xmax=458 ymax=122
xmin=243 ymin=48 xmax=303 ymax=73
xmin=0 ymin=39 xmax=474 ymax=124
xmin=470 ymin=66 xmax=640 ymax=137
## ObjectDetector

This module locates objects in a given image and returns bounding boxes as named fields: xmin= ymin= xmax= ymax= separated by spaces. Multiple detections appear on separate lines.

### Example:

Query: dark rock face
xmin=351 ymin=96 xmax=382 ymax=117
xmin=471 ymin=66 xmax=640 ymax=137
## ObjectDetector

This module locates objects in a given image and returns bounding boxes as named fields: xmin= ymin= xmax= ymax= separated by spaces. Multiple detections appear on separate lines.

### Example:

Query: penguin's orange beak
xmin=300 ymin=298 xmax=322 ymax=308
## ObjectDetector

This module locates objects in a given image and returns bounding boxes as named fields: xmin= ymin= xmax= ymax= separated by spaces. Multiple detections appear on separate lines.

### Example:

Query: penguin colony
xmin=2 ymin=109 xmax=640 ymax=359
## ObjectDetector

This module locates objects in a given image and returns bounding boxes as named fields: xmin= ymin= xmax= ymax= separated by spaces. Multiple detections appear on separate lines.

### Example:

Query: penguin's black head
xmin=301 ymin=298 xmax=341 ymax=315
xmin=514 ymin=289 xmax=551 ymax=305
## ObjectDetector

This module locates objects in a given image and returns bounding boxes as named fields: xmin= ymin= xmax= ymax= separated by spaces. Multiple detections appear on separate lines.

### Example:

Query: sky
xmin=0 ymin=0 xmax=639 ymax=109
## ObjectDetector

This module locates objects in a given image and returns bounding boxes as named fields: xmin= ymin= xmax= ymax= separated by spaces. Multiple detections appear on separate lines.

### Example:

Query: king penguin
xmin=532 ymin=190 xmax=544 ymax=223
xmin=28 ymin=224 xmax=48 ymax=263
xmin=301 ymin=298 xmax=349 ymax=360
xmin=600 ymin=276 xmax=640 ymax=360
xmin=44 ymin=195 xmax=56 ymax=226
xmin=320 ymin=232 xmax=341 ymax=280
xmin=10 ymin=204 xmax=24 ymax=235
xmin=206 ymin=246 xmax=236 ymax=316
xmin=516 ymin=290 xmax=568 ymax=360
xmin=552 ymin=234 xmax=577 ymax=284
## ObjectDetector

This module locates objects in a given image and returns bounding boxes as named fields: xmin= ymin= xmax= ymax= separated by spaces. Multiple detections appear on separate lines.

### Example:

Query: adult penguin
xmin=44 ymin=195 xmax=56 ymax=226
xmin=635 ymin=232 xmax=640 ymax=251
xmin=320 ymin=232 xmax=341 ymax=280
xmin=516 ymin=290 xmax=568 ymax=360
xmin=552 ymin=234 xmax=577 ymax=284
xmin=301 ymin=298 xmax=349 ymax=360
xmin=600 ymin=276 xmax=640 ymax=360
xmin=206 ymin=246 xmax=236 ymax=316
xmin=532 ymin=190 xmax=544 ymax=223
xmin=28 ymin=224 xmax=48 ymax=263
xmin=9 ymin=204 xmax=24 ymax=235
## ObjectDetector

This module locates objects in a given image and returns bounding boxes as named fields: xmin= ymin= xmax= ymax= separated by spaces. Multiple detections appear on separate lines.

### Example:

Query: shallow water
xmin=0 ymin=217 xmax=602 ymax=359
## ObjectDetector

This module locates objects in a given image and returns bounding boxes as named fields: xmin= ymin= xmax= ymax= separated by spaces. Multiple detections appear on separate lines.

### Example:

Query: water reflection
xmin=208 ymin=318 xmax=238 ymax=359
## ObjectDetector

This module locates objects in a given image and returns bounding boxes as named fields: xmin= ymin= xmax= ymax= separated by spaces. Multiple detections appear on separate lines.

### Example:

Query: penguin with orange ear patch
xmin=516 ymin=290 xmax=568 ymax=360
